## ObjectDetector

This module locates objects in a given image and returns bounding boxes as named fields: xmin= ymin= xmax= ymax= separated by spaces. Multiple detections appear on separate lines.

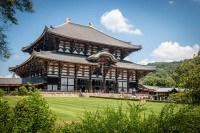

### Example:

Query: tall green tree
xmin=175 ymin=51 xmax=200 ymax=90
xmin=0 ymin=0 xmax=34 ymax=61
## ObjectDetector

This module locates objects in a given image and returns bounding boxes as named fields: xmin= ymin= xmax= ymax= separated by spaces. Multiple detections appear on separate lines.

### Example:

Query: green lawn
xmin=2 ymin=96 xmax=170 ymax=122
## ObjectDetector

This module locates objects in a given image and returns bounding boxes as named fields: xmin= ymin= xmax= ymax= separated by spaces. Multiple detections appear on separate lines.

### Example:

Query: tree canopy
xmin=175 ymin=51 xmax=200 ymax=90
xmin=0 ymin=0 xmax=34 ymax=61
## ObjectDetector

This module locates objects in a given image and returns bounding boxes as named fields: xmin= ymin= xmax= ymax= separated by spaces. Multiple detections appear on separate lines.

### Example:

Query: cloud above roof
xmin=101 ymin=9 xmax=142 ymax=35
xmin=138 ymin=42 xmax=199 ymax=65
xmin=168 ymin=0 xmax=175 ymax=5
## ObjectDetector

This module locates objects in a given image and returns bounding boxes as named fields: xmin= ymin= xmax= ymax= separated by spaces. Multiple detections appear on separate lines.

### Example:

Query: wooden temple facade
xmin=10 ymin=19 xmax=156 ymax=93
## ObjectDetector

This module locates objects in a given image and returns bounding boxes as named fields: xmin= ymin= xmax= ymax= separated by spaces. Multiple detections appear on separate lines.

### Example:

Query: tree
xmin=140 ymin=61 xmax=180 ymax=87
xmin=0 ymin=100 xmax=14 ymax=133
xmin=0 ymin=0 xmax=34 ymax=61
xmin=18 ymin=86 xmax=28 ymax=96
xmin=173 ymin=51 xmax=200 ymax=104
xmin=0 ymin=88 xmax=4 ymax=97
xmin=13 ymin=90 xmax=57 ymax=132
xmin=175 ymin=51 xmax=200 ymax=90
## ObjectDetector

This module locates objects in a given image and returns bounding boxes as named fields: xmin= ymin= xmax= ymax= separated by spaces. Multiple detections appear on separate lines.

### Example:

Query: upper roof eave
xmin=47 ymin=30 xmax=141 ymax=50
xmin=21 ymin=27 xmax=48 ymax=52
xmin=48 ymin=22 xmax=142 ymax=50
xmin=21 ymin=22 xmax=142 ymax=52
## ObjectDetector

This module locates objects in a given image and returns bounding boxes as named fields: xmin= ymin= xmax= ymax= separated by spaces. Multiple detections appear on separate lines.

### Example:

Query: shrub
xmin=27 ymin=82 xmax=38 ymax=92
xmin=10 ymin=88 xmax=19 ymax=96
xmin=0 ymin=100 xmax=13 ymax=133
xmin=18 ymin=86 xmax=28 ymax=96
xmin=60 ymin=102 xmax=200 ymax=133
xmin=13 ymin=90 xmax=57 ymax=132
xmin=0 ymin=89 xmax=4 ymax=97
xmin=170 ymin=90 xmax=200 ymax=105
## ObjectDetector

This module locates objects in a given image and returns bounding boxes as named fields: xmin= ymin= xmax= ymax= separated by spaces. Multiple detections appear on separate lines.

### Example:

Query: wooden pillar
xmin=74 ymin=79 xmax=78 ymax=91
xmin=75 ymin=64 xmax=77 ymax=91
xmin=135 ymin=71 xmax=138 ymax=83
xmin=115 ymin=69 xmax=119 ymax=93
xmin=89 ymin=66 xmax=92 ymax=92
xmin=58 ymin=63 xmax=61 ymax=91
xmin=127 ymin=70 xmax=130 ymax=93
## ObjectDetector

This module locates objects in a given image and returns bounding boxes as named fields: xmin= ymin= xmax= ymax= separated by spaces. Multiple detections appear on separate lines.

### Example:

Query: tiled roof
xmin=155 ymin=88 xmax=178 ymax=93
xmin=47 ymin=22 xmax=141 ymax=49
xmin=0 ymin=78 xmax=45 ymax=85
xmin=0 ymin=78 xmax=22 ymax=85
xmin=116 ymin=60 xmax=156 ymax=71
xmin=11 ymin=51 xmax=156 ymax=71
xmin=141 ymin=85 xmax=160 ymax=91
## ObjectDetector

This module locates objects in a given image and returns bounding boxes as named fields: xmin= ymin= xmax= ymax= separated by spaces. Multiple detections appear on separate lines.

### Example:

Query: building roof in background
xmin=155 ymin=88 xmax=178 ymax=93
xmin=141 ymin=85 xmax=160 ymax=91
xmin=0 ymin=77 xmax=45 ymax=86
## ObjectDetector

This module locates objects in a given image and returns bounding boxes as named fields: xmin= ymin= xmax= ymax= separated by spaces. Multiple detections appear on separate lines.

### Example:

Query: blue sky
xmin=1 ymin=0 xmax=200 ymax=77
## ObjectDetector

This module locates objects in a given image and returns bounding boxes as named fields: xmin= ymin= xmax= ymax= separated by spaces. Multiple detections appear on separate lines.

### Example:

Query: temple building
xmin=9 ymin=19 xmax=156 ymax=93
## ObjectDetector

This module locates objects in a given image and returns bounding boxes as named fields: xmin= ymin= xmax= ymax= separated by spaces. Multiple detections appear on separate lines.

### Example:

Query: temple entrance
xmin=92 ymin=80 xmax=101 ymax=92
xmin=77 ymin=79 xmax=89 ymax=92
xmin=105 ymin=80 xmax=116 ymax=93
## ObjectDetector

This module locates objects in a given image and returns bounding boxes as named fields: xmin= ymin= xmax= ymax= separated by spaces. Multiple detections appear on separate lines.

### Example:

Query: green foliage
xmin=60 ymin=102 xmax=200 ymax=133
xmin=18 ymin=86 xmax=28 ymax=96
xmin=0 ymin=0 xmax=34 ymax=24
xmin=0 ymin=88 xmax=57 ymax=132
xmin=0 ymin=88 xmax=4 ymax=97
xmin=27 ymin=82 xmax=37 ymax=92
xmin=140 ymin=61 xmax=180 ymax=87
xmin=0 ymin=28 xmax=10 ymax=61
xmin=0 ymin=0 xmax=34 ymax=61
xmin=0 ymin=100 xmax=13 ymax=133
xmin=175 ymin=51 xmax=200 ymax=90
xmin=13 ymin=90 xmax=57 ymax=132
xmin=10 ymin=88 xmax=19 ymax=96
xmin=170 ymin=90 xmax=200 ymax=105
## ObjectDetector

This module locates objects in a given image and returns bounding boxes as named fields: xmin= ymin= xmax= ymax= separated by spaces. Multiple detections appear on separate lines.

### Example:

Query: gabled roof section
xmin=47 ymin=22 xmax=141 ymax=49
xmin=87 ymin=51 xmax=118 ymax=63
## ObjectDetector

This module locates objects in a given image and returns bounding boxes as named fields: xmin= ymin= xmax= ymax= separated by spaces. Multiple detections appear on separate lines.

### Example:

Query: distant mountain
xmin=140 ymin=61 xmax=182 ymax=87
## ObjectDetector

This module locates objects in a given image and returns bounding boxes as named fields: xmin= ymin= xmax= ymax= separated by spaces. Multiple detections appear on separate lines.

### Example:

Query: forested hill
xmin=140 ymin=61 xmax=182 ymax=87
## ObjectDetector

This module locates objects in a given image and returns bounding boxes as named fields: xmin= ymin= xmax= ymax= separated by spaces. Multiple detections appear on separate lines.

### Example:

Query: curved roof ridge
xmin=22 ymin=28 xmax=47 ymax=52
xmin=62 ymin=22 xmax=141 ymax=48
xmin=48 ymin=22 xmax=142 ymax=49
xmin=90 ymin=25 xmax=141 ymax=48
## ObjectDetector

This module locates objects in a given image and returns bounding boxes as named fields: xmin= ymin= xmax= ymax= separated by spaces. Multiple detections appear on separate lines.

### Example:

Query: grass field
xmin=2 ymin=96 xmax=170 ymax=122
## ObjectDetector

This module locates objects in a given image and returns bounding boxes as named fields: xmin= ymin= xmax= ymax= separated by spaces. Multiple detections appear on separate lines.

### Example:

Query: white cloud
xmin=138 ymin=58 xmax=155 ymax=65
xmin=168 ymin=0 xmax=175 ymax=5
xmin=151 ymin=42 xmax=199 ymax=61
xmin=138 ymin=42 xmax=199 ymax=65
xmin=101 ymin=9 xmax=142 ymax=35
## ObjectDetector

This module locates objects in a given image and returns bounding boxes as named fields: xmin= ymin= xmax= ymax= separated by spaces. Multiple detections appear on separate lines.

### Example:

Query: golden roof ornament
xmin=89 ymin=22 xmax=93 ymax=28
xmin=65 ymin=18 xmax=70 ymax=23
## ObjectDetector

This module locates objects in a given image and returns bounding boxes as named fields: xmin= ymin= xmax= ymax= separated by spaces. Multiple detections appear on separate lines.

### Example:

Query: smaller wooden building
xmin=154 ymin=87 xmax=178 ymax=100
xmin=0 ymin=78 xmax=45 ymax=92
